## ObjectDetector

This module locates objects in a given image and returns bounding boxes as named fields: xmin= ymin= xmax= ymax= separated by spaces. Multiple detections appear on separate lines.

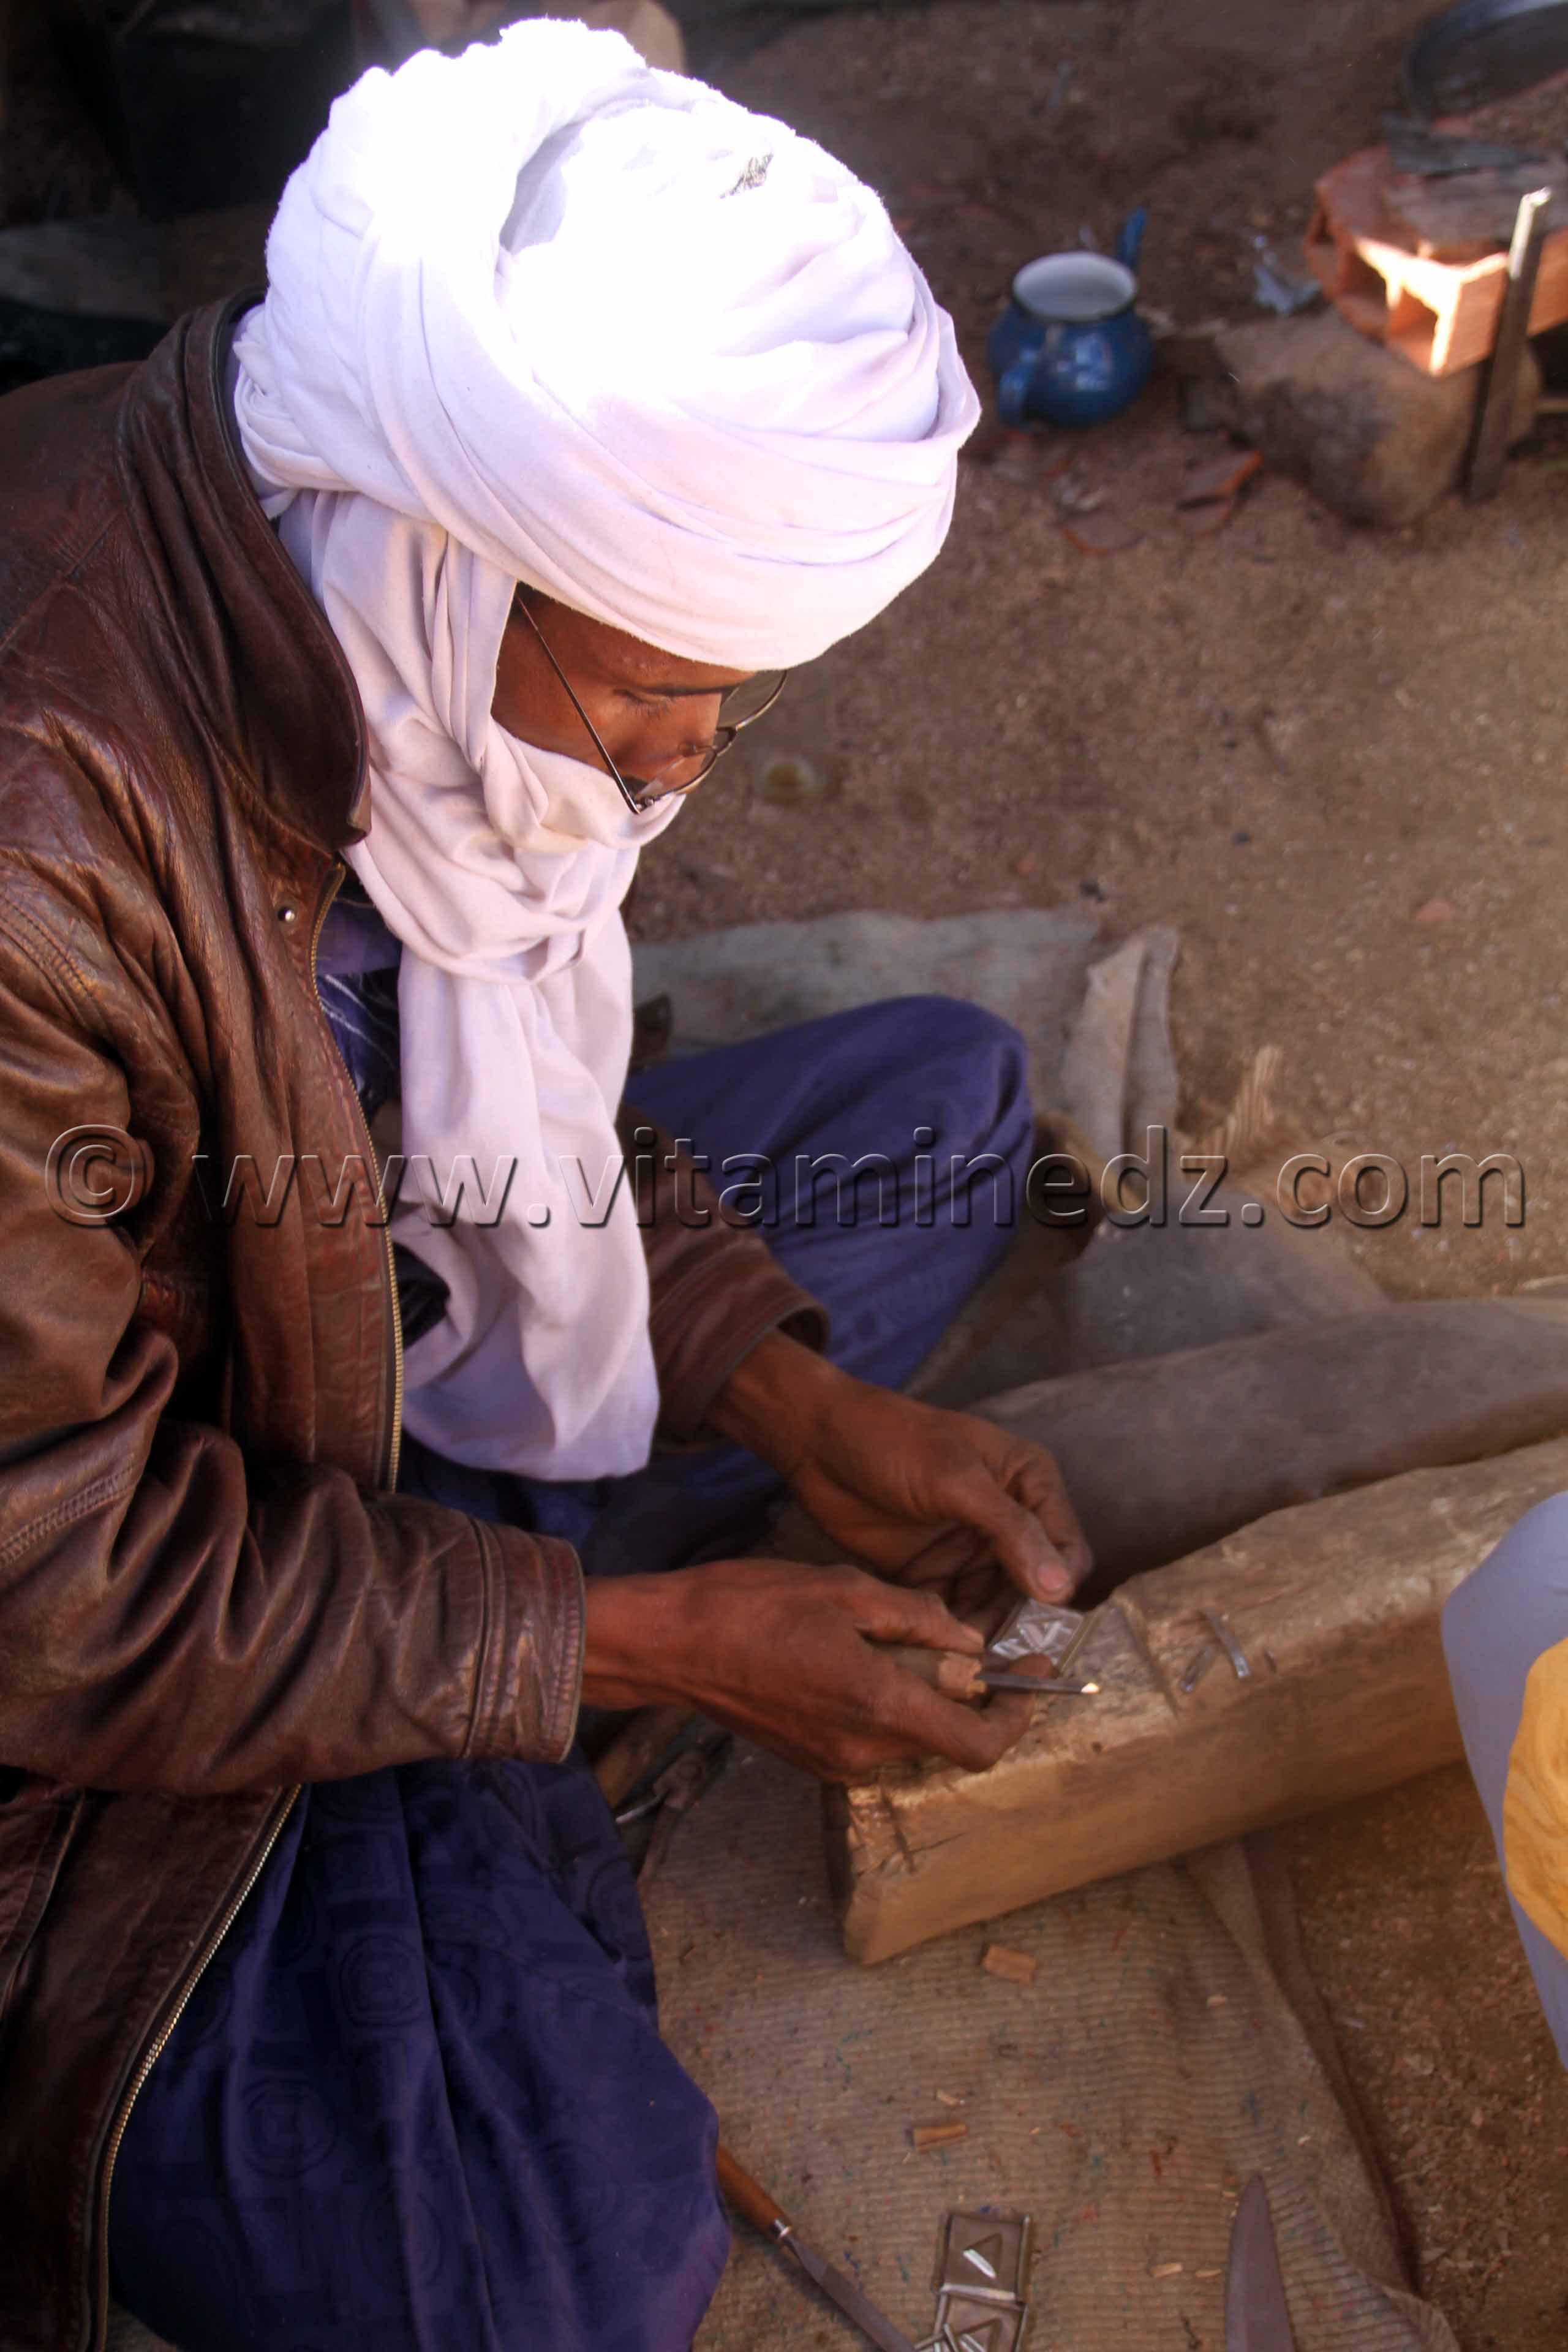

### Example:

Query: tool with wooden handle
xmin=878 ymin=1645 xmax=1101 ymax=1702
xmin=716 ymin=2144 xmax=918 ymax=2352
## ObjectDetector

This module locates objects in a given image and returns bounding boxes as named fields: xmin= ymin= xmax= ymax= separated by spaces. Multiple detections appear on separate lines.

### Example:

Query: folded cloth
xmin=233 ymin=20 xmax=978 ymax=672
xmin=231 ymin=23 xmax=978 ymax=1479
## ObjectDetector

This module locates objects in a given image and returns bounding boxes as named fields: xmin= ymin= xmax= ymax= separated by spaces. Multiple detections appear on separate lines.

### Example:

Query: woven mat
xmin=649 ymin=1747 xmax=1458 ymax=2352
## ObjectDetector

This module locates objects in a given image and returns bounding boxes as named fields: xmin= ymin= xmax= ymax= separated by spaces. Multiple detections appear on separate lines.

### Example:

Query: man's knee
xmin=884 ymin=995 xmax=1030 ymax=1133
xmin=1443 ymin=1491 xmax=1568 ymax=1692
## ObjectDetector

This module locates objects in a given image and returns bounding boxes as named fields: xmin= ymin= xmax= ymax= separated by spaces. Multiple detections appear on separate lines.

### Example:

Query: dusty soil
xmin=9 ymin=1 xmax=1568 ymax=2341
xmin=636 ymin=3 xmax=1568 ymax=2343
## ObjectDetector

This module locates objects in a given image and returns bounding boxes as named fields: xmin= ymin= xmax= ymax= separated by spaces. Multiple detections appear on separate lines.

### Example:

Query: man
xmin=0 ymin=26 xmax=1087 ymax=2351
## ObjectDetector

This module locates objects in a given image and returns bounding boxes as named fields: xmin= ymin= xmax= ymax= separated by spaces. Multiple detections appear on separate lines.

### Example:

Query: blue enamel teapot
xmin=986 ymin=209 xmax=1153 ymax=429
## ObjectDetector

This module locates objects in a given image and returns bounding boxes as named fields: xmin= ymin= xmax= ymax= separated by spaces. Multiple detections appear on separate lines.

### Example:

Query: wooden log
xmin=976 ymin=1297 xmax=1568 ymax=1585
xmin=826 ymin=1437 xmax=1568 ymax=1965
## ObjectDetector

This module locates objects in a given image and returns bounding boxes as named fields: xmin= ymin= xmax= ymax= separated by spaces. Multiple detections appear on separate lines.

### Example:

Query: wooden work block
xmin=1305 ymin=143 xmax=1568 ymax=376
xmin=826 ymin=1437 xmax=1568 ymax=1965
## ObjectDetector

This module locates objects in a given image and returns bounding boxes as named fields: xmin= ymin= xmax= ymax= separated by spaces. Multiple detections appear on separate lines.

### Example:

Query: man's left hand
xmin=709 ymin=1333 xmax=1091 ymax=1607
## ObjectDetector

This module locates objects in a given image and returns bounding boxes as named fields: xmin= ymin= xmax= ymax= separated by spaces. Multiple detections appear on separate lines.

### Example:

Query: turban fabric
xmin=233 ymin=21 xmax=978 ymax=1479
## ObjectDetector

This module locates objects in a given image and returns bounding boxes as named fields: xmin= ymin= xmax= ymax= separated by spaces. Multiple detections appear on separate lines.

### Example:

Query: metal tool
xmin=880 ymin=1645 xmax=1100 ymax=1703
xmin=1225 ymin=2175 xmax=1298 ymax=2352
xmin=717 ymin=2144 xmax=919 ymax=2352
xmin=1468 ymin=184 xmax=1553 ymax=500
xmin=980 ymin=1665 xmax=1099 ymax=1696
xmin=627 ymin=1733 xmax=732 ymax=1889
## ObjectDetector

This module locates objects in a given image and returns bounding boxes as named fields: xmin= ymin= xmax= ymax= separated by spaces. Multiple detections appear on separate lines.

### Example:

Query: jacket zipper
xmin=92 ymin=1785 xmax=297 ymax=2347
xmin=92 ymin=857 xmax=407 ymax=2345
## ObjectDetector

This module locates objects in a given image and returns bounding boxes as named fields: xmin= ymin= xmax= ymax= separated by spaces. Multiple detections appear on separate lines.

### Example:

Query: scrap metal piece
xmin=1202 ymin=1605 xmax=1253 ymax=1681
xmin=1178 ymin=1640 xmax=1219 ymax=1695
xmin=938 ymin=2212 xmax=1032 ymax=2305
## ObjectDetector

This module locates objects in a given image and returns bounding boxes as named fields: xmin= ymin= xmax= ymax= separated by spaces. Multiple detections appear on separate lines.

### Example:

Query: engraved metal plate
xmin=938 ymin=2211 xmax=1032 ymax=2304
xmin=987 ymin=1599 xmax=1085 ymax=1669
xmin=934 ymin=2291 xmax=1026 ymax=2352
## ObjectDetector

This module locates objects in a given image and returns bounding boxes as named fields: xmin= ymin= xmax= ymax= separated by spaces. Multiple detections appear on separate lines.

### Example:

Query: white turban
xmin=233 ymin=18 xmax=978 ymax=670
xmin=232 ymin=24 xmax=977 ymax=1482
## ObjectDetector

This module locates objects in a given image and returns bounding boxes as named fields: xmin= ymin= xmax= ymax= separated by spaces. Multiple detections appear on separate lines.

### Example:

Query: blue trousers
xmin=109 ymin=997 xmax=1031 ymax=2352
xmin=1443 ymin=1493 xmax=1568 ymax=2067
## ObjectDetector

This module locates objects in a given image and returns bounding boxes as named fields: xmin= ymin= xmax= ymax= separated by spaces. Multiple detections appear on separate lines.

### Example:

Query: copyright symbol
xmin=44 ymin=1125 xmax=152 ymax=1226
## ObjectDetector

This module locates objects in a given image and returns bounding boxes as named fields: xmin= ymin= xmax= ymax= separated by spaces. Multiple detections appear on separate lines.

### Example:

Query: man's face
xmin=493 ymin=590 xmax=755 ymax=802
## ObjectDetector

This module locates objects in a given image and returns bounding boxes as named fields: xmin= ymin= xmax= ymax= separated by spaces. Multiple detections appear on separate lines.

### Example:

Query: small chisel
xmin=878 ymin=1646 xmax=1101 ymax=1702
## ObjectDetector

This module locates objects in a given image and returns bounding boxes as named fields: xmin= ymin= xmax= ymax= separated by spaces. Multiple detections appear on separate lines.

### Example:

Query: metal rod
xmin=1202 ymin=1605 xmax=1253 ymax=1682
xmin=1178 ymin=1640 xmax=1219 ymax=1696
xmin=1468 ymin=187 xmax=1552 ymax=501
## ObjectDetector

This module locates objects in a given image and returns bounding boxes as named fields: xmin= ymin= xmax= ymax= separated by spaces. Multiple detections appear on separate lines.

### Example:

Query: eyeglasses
xmin=512 ymin=594 xmax=788 ymax=818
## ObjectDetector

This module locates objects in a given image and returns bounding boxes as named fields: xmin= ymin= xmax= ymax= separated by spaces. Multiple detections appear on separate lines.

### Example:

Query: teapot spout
xmin=1115 ymin=206 xmax=1148 ymax=274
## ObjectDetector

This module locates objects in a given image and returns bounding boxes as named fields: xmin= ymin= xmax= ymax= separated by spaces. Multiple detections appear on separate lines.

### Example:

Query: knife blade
xmin=782 ymin=2223 xmax=921 ymax=2352
xmin=717 ymin=2143 xmax=918 ymax=2352
xmin=1225 ymin=2175 xmax=1298 ymax=2352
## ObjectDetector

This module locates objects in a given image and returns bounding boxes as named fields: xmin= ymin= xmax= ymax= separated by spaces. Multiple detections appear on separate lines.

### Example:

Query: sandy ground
xmin=9 ymin=2 xmax=1568 ymax=2342
xmin=643 ymin=5 xmax=1568 ymax=2344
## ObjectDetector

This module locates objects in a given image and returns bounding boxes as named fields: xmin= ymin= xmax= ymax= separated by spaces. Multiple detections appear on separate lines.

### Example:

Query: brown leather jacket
xmin=0 ymin=299 xmax=821 ymax=2351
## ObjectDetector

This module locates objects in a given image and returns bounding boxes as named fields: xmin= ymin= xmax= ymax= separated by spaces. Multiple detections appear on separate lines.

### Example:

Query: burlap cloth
xmin=651 ymin=1749 xmax=1457 ymax=2351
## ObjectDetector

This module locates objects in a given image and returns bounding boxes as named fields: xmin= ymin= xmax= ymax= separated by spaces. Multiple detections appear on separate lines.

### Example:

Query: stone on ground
xmin=1213 ymin=308 xmax=1541 ymax=527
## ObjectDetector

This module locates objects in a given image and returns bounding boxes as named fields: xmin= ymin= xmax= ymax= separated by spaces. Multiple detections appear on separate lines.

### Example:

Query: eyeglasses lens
xmin=719 ymin=673 xmax=787 ymax=726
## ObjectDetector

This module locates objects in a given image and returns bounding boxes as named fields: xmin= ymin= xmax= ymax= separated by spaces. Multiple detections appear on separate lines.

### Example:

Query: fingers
xmin=898 ymin=1523 xmax=990 ymax=1588
xmin=951 ymin=1472 xmax=1076 ymax=1604
xmin=825 ymin=1566 xmax=984 ymax=1654
xmin=952 ymin=1564 xmax=1017 ymax=1635
xmin=933 ymin=1429 xmax=1093 ymax=1602
xmin=1008 ymin=1449 xmax=1093 ymax=1588
xmin=880 ymin=1673 xmax=1035 ymax=1774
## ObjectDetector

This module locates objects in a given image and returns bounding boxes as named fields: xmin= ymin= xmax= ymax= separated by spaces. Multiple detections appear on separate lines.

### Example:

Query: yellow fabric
xmin=1502 ymin=1632 xmax=1568 ymax=1963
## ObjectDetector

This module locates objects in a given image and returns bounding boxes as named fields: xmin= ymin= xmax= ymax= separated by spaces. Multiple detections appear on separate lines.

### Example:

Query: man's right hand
xmin=581 ymin=1559 xmax=1034 ymax=1782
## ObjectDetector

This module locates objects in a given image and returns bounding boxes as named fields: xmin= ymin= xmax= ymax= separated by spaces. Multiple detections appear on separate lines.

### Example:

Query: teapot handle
xmin=997 ymin=356 xmax=1036 ymax=429
xmin=1115 ymin=206 xmax=1148 ymax=273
